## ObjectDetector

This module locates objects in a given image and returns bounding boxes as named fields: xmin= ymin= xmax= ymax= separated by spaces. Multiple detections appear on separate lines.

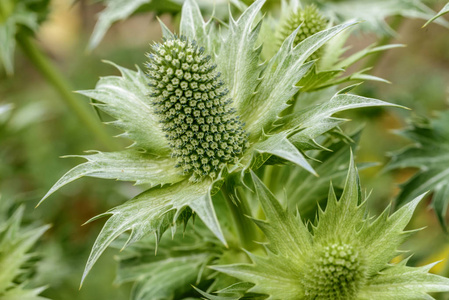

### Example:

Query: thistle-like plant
xmin=39 ymin=0 xmax=400 ymax=283
xmin=204 ymin=158 xmax=449 ymax=299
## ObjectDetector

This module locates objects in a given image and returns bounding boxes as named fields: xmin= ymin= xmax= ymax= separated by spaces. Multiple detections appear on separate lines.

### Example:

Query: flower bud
xmin=145 ymin=37 xmax=247 ymax=181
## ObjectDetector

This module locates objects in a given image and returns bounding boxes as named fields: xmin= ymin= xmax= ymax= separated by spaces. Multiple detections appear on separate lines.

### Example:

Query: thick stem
xmin=222 ymin=180 xmax=259 ymax=250
xmin=16 ymin=33 xmax=118 ymax=151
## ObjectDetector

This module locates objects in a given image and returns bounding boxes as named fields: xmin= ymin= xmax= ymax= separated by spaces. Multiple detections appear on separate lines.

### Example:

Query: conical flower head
xmin=278 ymin=5 xmax=328 ymax=60
xmin=303 ymin=243 xmax=366 ymax=299
xmin=145 ymin=37 xmax=247 ymax=181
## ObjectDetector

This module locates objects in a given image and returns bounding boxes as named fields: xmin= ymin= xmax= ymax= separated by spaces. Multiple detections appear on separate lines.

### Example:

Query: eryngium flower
xmin=278 ymin=5 xmax=328 ymax=60
xmin=211 ymin=158 xmax=449 ymax=299
xmin=146 ymin=37 xmax=247 ymax=181
xmin=39 ymin=0 xmax=396 ymax=284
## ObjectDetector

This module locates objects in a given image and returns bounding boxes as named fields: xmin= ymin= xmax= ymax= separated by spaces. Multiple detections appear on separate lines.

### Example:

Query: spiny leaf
xmin=217 ymin=0 xmax=264 ymax=122
xmin=250 ymin=171 xmax=312 ymax=259
xmin=358 ymin=262 xmax=449 ymax=299
xmin=312 ymin=154 xmax=364 ymax=244
xmin=267 ymin=129 xmax=371 ymax=220
xmin=0 ymin=205 xmax=50 ymax=299
xmin=280 ymin=86 xmax=404 ymax=148
xmin=386 ymin=111 xmax=449 ymax=229
xmin=38 ymin=150 xmax=186 ymax=206
xmin=359 ymin=195 xmax=424 ymax=275
xmin=250 ymin=132 xmax=316 ymax=175
xmin=81 ymin=179 xmax=225 ymax=284
xmin=180 ymin=0 xmax=213 ymax=50
xmin=244 ymin=21 xmax=358 ymax=141
xmin=77 ymin=61 xmax=169 ymax=153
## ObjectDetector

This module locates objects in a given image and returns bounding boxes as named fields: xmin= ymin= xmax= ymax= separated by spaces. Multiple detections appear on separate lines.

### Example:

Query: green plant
xmin=40 ymin=0 xmax=402 ymax=284
xmin=0 ymin=199 xmax=49 ymax=299
xmin=202 ymin=158 xmax=449 ymax=299
xmin=31 ymin=0 xmax=449 ymax=298
xmin=387 ymin=112 xmax=449 ymax=230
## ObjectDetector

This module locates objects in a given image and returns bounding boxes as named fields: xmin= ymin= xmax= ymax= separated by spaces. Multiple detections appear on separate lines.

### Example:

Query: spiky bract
xmin=145 ymin=37 xmax=247 ymax=181
xmin=278 ymin=5 xmax=328 ymax=60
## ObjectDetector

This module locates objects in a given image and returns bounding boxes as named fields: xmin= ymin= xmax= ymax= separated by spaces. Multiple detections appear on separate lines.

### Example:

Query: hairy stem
xmin=16 ymin=33 xmax=118 ymax=151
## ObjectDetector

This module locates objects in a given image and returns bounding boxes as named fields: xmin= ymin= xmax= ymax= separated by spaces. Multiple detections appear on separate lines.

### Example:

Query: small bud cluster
xmin=278 ymin=5 xmax=328 ymax=61
xmin=145 ymin=37 xmax=247 ymax=181
xmin=303 ymin=243 xmax=365 ymax=299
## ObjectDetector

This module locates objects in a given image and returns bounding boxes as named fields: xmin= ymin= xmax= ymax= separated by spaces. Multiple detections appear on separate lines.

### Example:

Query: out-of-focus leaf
xmin=315 ymin=0 xmax=449 ymax=35
xmin=39 ymin=150 xmax=186 ymax=205
xmin=115 ymin=226 xmax=222 ymax=300
xmin=88 ymin=0 xmax=152 ymax=51
xmin=424 ymin=2 xmax=449 ymax=27
xmin=386 ymin=111 xmax=449 ymax=229
xmin=0 ymin=205 xmax=49 ymax=299
xmin=0 ymin=0 xmax=42 ymax=75
xmin=88 ymin=0 xmax=185 ymax=51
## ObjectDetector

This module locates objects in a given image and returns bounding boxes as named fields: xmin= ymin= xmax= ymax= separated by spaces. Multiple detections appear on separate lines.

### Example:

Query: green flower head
xmin=278 ymin=4 xmax=328 ymax=60
xmin=210 ymin=158 xmax=449 ymax=299
xmin=39 ymin=0 xmax=399 ymax=283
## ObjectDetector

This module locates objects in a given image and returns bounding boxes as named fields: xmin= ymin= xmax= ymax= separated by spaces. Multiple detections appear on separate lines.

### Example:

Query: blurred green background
xmin=0 ymin=0 xmax=448 ymax=299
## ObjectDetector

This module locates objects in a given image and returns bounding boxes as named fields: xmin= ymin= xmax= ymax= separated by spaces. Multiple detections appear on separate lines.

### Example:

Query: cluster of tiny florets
xmin=278 ymin=5 xmax=328 ymax=60
xmin=145 ymin=37 xmax=247 ymax=181
xmin=302 ymin=243 xmax=365 ymax=300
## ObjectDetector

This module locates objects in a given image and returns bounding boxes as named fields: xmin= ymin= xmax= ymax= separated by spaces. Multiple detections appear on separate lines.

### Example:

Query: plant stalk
xmin=16 ymin=33 xmax=118 ymax=151
xmin=222 ymin=180 xmax=258 ymax=250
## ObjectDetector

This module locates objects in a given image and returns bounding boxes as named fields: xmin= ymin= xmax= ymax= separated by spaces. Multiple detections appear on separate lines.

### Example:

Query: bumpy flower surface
xmin=278 ymin=5 xmax=328 ymax=60
xmin=145 ymin=37 xmax=247 ymax=181
xmin=303 ymin=243 xmax=365 ymax=300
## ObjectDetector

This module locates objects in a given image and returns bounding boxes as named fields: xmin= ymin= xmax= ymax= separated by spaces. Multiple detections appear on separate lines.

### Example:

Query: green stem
xmin=16 ymin=33 xmax=118 ymax=151
xmin=222 ymin=180 xmax=258 ymax=250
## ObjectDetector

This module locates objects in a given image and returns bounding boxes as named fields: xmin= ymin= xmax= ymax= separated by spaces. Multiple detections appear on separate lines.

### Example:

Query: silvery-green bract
xmin=39 ymin=0 xmax=400 ymax=283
